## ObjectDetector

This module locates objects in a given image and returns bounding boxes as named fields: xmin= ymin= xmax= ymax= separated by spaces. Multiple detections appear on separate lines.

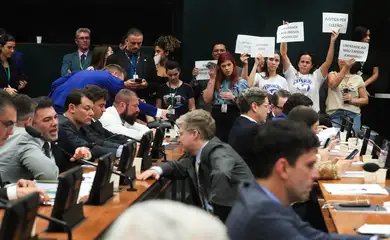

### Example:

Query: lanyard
xmin=169 ymin=81 xmax=179 ymax=106
xmin=1 ymin=62 xmax=10 ymax=82
xmin=79 ymin=54 xmax=87 ymax=70
xmin=124 ymin=50 xmax=140 ymax=74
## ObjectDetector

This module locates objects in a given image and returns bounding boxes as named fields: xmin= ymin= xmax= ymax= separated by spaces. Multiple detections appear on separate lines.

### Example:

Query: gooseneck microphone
xmin=25 ymin=126 xmax=136 ymax=191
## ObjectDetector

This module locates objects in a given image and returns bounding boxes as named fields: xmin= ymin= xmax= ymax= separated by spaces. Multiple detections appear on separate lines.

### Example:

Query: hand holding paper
xmin=330 ymin=30 xmax=340 ymax=42
xmin=240 ymin=53 xmax=249 ymax=64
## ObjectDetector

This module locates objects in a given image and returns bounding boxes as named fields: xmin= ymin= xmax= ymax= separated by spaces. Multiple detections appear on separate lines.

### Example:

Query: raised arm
xmin=280 ymin=42 xmax=291 ymax=72
xmin=240 ymin=53 xmax=249 ymax=80
xmin=203 ymin=65 xmax=216 ymax=104
xmin=248 ymin=54 xmax=264 ymax=87
xmin=328 ymin=59 xmax=355 ymax=89
xmin=320 ymin=31 xmax=339 ymax=78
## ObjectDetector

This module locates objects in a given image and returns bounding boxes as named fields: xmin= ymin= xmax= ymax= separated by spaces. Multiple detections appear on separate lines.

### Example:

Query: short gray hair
xmin=176 ymin=109 xmax=215 ymax=140
xmin=103 ymin=200 xmax=229 ymax=240
xmin=238 ymin=87 xmax=268 ymax=114
xmin=0 ymin=91 xmax=15 ymax=115
xmin=75 ymin=28 xmax=91 ymax=38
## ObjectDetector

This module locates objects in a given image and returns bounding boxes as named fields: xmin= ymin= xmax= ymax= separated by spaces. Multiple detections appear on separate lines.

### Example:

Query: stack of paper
xmin=340 ymin=171 xmax=365 ymax=178
xmin=322 ymin=184 xmax=389 ymax=195
xmin=356 ymin=224 xmax=390 ymax=236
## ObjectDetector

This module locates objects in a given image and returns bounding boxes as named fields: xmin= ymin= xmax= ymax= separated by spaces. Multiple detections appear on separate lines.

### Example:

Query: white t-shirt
xmin=284 ymin=65 xmax=326 ymax=112
xmin=253 ymin=72 xmax=289 ymax=94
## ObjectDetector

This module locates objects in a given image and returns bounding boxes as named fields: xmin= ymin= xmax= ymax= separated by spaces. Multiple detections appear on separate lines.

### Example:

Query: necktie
xmin=195 ymin=161 xmax=206 ymax=209
xmin=43 ymin=142 xmax=51 ymax=158
xmin=130 ymin=55 xmax=136 ymax=79
xmin=80 ymin=54 xmax=86 ymax=70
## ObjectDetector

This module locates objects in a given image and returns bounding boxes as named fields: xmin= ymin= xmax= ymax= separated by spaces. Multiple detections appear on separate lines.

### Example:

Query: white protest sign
xmin=235 ymin=35 xmax=275 ymax=57
xmin=323 ymin=12 xmax=348 ymax=34
xmin=235 ymin=35 xmax=253 ymax=55
xmin=276 ymin=22 xmax=304 ymax=43
xmin=251 ymin=37 xmax=275 ymax=57
xmin=195 ymin=60 xmax=218 ymax=80
xmin=338 ymin=40 xmax=369 ymax=62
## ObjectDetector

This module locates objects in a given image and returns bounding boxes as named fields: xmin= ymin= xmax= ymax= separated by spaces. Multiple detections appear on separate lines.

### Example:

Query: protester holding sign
xmin=326 ymin=58 xmax=368 ymax=133
xmin=352 ymin=26 xmax=379 ymax=90
xmin=280 ymin=30 xmax=339 ymax=112
xmin=248 ymin=53 xmax=288 ymax=94
xmin=203 ymin=52 xmax=248 ymax=142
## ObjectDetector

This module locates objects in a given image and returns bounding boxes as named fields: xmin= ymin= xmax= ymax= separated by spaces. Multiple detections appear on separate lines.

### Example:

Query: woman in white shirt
xmin=280 ymin=30 xmax=339 ymax=112
xmin=248 ymin=52 xmax=288 ymax=94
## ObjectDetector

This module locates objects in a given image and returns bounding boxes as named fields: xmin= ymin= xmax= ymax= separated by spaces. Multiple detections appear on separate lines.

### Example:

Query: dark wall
xmin=181 ymin=0 xmax=355 ymax=80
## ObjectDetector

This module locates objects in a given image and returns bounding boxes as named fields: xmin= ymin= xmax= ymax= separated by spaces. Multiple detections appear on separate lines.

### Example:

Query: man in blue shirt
xmin=49 ymin=64 xmax=164 ymax=118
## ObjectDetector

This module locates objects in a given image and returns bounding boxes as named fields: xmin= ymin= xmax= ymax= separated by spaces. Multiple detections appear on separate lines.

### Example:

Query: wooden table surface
xmin=1 ymin=142 xmax=185 ymax=240
xmin=319 ymin=175 xmax=390 ymax=234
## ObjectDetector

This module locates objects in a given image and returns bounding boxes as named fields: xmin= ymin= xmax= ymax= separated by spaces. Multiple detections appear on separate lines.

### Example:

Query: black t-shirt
xmin=157 ymin=82 xmax=194 ymax=117
xmin=361 ymin=49 xmax=379 ymax=80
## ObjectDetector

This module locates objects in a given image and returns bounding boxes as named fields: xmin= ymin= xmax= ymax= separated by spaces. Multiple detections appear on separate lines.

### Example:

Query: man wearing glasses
xmin=60 ymin=28 xmax=92 ymax=76
xmin=269 ymin=89 xmax=291 ymax=121
xmin=0 ymin=91 xmax=50 ymax=203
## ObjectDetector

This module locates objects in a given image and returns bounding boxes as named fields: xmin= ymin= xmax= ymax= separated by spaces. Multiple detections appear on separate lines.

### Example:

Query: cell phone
xmin=345 ymin=149 xmax=359 ymax=160
xmin=323 ymin=138 xmax=331 ymax=148
xmin=338 ymin=203 xmax=371 ymax=208
xmin=134 ymin=78 xmax=143 ymax=83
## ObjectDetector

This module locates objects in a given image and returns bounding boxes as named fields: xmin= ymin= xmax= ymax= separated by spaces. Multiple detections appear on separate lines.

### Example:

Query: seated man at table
xmin=273 ymin=93 xmax=313 ymax=120
xmin=228 ymin=87 xmax=269 ymax=165
xmin=57 ymin=89 xmax=122 ymax=172
xmin=83 ymin=85 xmax=130 ymax=145
xmin=226 ymin=120 xmax=375 ymax=240
xmin=99 ymin=89 xmax=150 ymax=141
xmin=138 ymin=109 xmax=254 ymax=222
xmin=0 ymin=91 xmax=50 ymax=202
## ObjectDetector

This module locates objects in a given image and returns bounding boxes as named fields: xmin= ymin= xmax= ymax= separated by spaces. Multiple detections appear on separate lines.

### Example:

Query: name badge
xmin=221 ymin=104 xmax=228 ymax=113
xmin=133 ymin=74 xmax=139 ymax=80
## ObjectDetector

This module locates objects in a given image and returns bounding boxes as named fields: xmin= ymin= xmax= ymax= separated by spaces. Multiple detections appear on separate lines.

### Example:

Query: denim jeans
xmin=330 ymin=109 xmax=361 ymax=134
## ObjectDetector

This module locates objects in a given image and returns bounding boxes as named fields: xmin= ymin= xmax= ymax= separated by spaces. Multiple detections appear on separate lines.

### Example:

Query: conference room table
xmin=319 ymin=164 xmax=390 ymax=235
xmin=0 ymin=141 xmax=185 ymax=240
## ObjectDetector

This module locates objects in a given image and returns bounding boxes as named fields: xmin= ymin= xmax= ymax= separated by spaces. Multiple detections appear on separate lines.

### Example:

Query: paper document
xmin=36 ymin=171 xmax=96 ymax=202
xmin=357 ymin=224 xmax=390 ymax=235
xmin=322 ymin=183 xmax=389 ymax=195
xmin=340 ymin=171 xmax=364 ymax=178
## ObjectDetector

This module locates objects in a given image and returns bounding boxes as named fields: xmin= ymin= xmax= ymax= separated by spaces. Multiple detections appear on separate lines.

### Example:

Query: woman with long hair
xmin=87 ymin=45 xmax=113 ymax=70
xmin=280 ymin=29 xmax=339 ymax=112
xmin=248 ymin=52 xmax=288 ymax=94
xmin=154 ymin=36 xmax=181 ymax=84
xmin=326 ymin=59 xmax=369 ymax=133
xmin=203 ymin=52 xmax=248 ymax=142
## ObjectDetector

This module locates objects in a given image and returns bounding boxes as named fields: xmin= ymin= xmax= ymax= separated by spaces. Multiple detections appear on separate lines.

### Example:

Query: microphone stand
xmin=127 ymin=136 xmax=168 ymax=163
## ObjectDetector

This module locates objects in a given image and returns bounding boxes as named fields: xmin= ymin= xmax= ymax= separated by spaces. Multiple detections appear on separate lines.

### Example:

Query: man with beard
xmin=58 ymin=89 xmax=122 ymax=172
xmin=99 ymin=89 xmax=149 ymax=141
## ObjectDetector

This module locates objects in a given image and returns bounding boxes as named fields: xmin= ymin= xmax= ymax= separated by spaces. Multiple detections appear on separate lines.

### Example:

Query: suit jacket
xmin=159 ymin=137 xmax=254 ymax=207
xmin=57 ymin=115 xmax=117 ymax=173
xmin=228 ymin=116 xmax=259 ymax=165
xmin=226 ymin=182 xmax=371 ymax=240
xmin=0 ymin=127 xmax=59 ymax=183
xmin=0 ymin=188 xmax=8 ymax=200
xmin=61 ymin=50 xmax=92 ymax=76
xmin=0 ymin=57 xmax=21 ymax=89
xmin=82 ymin=120 xmax=129 ymax=145
xmin=106 ymin=50 xmax=158 ymax=100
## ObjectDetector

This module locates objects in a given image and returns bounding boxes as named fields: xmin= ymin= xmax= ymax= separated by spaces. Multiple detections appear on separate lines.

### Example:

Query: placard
xmin=323 ymin=12 xmax=348 ymax=34
xmin=195 ymin=60 xmax=218 ymax=80
xmin=235 ymin=35 xmax=275 ymax=57
xmin=276 ymin=22 xmax=304 ymax=43
xmin=338 ymin=40 xmax=369 ymax=62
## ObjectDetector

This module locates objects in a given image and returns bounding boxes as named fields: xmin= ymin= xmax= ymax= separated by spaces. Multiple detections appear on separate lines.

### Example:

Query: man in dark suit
xmin=57 ymin=89 xmax=121 ymax=172
xmin=138 ymin=109 xmax=254 ymax=222
xmin=60 ymin=28 xmax=92 ymax=76
xmin=83 ymin=85 xmax=129 ymax=145
xmin=268 ymin=89 xmax=290 ymax=120
xmin=226 ymin=120 xmax=374 ymax=240
xmin=228 ymin=88 xmax=269 ymax=165
xmin=106 ymin=28 xmax=158 ymax=104
xmin=0 ymin=91 xmax=50 ymax=202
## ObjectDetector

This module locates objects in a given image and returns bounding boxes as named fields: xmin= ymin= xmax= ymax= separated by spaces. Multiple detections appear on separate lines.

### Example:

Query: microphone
xmin=362 ymin=162 xmax=380 ymax=173
xmin=25 ymin=126 xmax=136 ymax=191
xmin=0 ymin=198 xmax=72 ymax=240
xmin=147 ymin=120 xmax=172 ymax=129
xmin=330 ymin=119 xmax=355 ymax=140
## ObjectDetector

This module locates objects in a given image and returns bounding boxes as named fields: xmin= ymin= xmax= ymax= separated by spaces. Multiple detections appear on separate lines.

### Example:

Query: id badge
xmin=221 ymin=104 xmax=228 ymax=113
xmin=133 ymin=74 xmax=139 ymax=80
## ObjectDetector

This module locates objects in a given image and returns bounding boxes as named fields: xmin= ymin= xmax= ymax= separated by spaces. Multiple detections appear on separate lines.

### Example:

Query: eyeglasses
xmin=275 ymin=105 xmax=284 ymax=109
xmin=0 ymin=120 xmax=15 ymax=130
xmin=77 ymin=37 xmax=90 ymax=41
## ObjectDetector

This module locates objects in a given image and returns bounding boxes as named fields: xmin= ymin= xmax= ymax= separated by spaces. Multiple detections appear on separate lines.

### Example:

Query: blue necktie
xmin=130 ymin=55 xmax=136 ymax=79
